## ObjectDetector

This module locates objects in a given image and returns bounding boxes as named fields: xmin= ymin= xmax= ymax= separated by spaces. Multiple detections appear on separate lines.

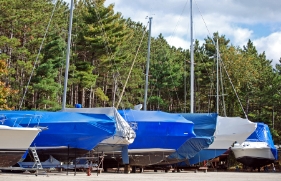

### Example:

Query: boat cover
xmin=0 ymin=110 xmax=116 ymax=151
xmin=63 ymin=107 xmax=136 ymax=145
xmin=246 ymin=122 xmax=278 ymax=160
xmin=184 ymin=116 xmax=257 ymax=165
xmin=168 ymin=113 xmax=217 ymax=160
xmin=118 ymin=110 xmax=196 ymax=150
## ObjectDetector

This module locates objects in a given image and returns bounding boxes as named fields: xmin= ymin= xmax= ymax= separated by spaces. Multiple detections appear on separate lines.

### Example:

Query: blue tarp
xmin=246 ymin=122 xmax=278 ymax=160
xmin=179 ymin=113 xmax=217 ymax=136
xmin=118 ymin=110 xmax=196 ymax=150
xmin=168 ymin=113 xmax=217 ymax=160
xmin=0 ymin=111 xmax=116 ymax=151
xmin=168 ymin=137 xmax=214 ymax=160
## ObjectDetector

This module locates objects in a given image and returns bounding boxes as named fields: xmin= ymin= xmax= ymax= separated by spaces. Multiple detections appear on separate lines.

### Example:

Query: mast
xmin=190 ymin=0 xmax=194 ymax=113
xmin=62 ymin=0 xmax=74 ymax=110
xmin=216 ymin=38 xmax=219 ymax=113
xmin=144 ymin=17 xmax=152 ymax=111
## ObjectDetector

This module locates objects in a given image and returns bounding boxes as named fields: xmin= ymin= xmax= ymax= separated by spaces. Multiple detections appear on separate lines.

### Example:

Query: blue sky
xmin=64 ymin=0 xmax=281 ymax=66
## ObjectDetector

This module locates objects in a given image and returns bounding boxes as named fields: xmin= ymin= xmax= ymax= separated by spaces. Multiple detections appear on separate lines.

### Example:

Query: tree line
xmin=0 ymin=0 xmax=280 ymax=144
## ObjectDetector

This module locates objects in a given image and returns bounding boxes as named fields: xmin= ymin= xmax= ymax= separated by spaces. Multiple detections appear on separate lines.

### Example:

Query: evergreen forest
xmin=0 ymin=0 xmax=281 ymax=144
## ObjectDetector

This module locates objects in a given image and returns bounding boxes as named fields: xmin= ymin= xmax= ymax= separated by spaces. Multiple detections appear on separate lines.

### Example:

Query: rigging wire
xmin=194 ymin=0 xmax=212 ymax=39
xmin=195 ymin=0 xmax=248 ymax=118
xmin=116 ymin=21 xmax=149 ymax=108
xmin=166 ymin=0 xmax=189 ymax=45
xmin=19 ymin=0 xmax=58 ymax=110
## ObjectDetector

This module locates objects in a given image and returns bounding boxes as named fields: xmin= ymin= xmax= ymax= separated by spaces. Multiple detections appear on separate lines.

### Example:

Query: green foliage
xmin=1 ymin=0 xmax=281 ymax=145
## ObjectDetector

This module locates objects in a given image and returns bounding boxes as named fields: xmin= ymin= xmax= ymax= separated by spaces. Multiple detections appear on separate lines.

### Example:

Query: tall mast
xmin=62 ymin=0 xmax=74 ymax=110
xmin=216 ymin=38 xmax=219 ymax=113
xmin=190 ymin=0 xmax=194 ymax=113
xmin=144 ymin=17 xmax=152 ymax=111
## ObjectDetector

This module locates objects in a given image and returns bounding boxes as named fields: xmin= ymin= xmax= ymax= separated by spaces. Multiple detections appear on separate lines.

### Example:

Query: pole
xmin=62 ymin=0 xmax=74 ymax=110
xmin=184 ymin=59 xmax=187 ymax=113
xmin=67 ymin=144 xmax=69 ymax=175
xmin=144 ymin=17 xmax=152 ymax=111
xmin=190 ymin=0 xmax=194 ymax=113
xmin=216 ymin=38 xmax=219 ymax=113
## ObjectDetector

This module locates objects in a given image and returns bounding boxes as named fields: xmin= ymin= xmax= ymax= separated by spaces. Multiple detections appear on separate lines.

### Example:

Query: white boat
xmin=0 ymin=125 xmax=41 ymax=167
xmin=231 ymin=122 xmax=277 ymax=169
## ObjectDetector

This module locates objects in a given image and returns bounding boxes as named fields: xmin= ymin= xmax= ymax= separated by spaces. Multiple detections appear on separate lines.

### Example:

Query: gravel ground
xmin=0 ymin=170 xmax=280 ymax=181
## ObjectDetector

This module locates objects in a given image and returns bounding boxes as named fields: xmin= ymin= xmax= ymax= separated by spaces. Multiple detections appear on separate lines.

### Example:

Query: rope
xmin=19 ymin=0 xmax=58 ymax=110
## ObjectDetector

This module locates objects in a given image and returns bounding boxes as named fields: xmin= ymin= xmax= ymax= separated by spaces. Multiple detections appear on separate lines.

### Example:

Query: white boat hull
xmin=0 ymin=125 xmax=40 ymax=167
xmin=231 ymin=142 xmax=275 ymax=168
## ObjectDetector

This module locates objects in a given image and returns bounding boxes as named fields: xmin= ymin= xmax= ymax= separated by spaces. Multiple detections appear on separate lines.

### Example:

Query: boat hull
xmin=102 ymin=148 xmax=176 ymax=167
xmin=0 ymin=150 xmax=26 ymax=167
xmin=231 ymin=142 xmax=275 ymax=168
xmin=0 ymin=126 xmax=40 ymax=167
xmin=231 ymin=123 xmax=278 ymax=168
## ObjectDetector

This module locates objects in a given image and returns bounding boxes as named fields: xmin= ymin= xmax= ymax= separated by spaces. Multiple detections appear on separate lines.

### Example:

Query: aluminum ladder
xmin=30 ymin=147 xmax=43 ymax=170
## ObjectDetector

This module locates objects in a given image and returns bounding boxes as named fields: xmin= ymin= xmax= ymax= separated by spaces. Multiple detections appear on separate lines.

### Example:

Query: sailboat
xmin=95 ymin=17 xmax=196 ymax=168
xmin=117 ymin=109 xmax=196 ymax=166
xmin=167 ymin=0 xmax=257 ymax=167
xmin=185 ymin=2 xmax=257 ymax=166
xmin=0 ymin=114 xmax=41 ymax=167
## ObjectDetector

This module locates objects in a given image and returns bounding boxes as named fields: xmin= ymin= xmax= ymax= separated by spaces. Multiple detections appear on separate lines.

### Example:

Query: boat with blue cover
xmin=231 ymin=122 xmax=278 ymax=169
xmin=172 ymin=115 xmax=256 ymax=167
xmin=62 ymin=107 xmax=136 ymax=152
xmin=0 ymin=110 xmax=117 ymax=161
xmin=117 ymin=109 xmax=196 ymax=166
xmin=186 ymin=116 xmax=256 ymax=165
xmin=160 ymin=113 xmax=217 ymax=165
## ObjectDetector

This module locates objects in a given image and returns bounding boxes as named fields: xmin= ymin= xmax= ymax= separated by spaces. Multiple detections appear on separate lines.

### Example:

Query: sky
xmin=64 ymin=0 xmax=281 ymax=66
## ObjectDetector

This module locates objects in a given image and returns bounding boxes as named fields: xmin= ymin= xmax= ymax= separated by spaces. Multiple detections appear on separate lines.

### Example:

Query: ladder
xmin=30 ymin=147 xmax=43 ymax=170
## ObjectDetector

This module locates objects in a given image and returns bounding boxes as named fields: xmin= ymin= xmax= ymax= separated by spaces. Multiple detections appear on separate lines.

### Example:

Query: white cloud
xmin=232 ymin=28 xmax=253 ymax=46
xmin=166 ymin=35 xmax=189 ymax=49
xmin=254 ymin=32 xmax=281 ymax=66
